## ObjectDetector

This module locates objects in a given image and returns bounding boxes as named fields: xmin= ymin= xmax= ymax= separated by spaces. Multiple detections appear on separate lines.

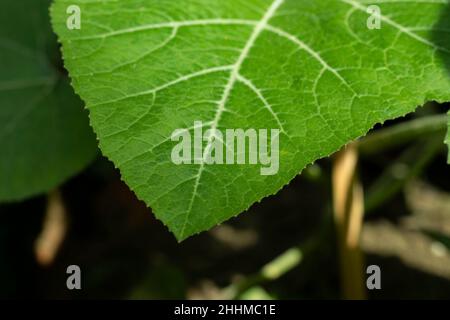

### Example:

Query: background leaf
xmin=51 ymin=0 xmax=450 ymax=240
xmin=0 ymin=0 xmax=98 ymax=202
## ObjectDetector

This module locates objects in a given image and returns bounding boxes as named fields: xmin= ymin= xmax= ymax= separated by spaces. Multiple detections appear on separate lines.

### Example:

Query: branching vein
xmin=179 ymin=0 xmax=285 ymax=239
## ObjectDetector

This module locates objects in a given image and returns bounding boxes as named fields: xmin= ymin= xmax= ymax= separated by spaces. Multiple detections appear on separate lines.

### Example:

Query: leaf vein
xmin=89 ymin=65 xmax=234 ymax=107
xmin=179 ymin=0 xmax=286 ymax=239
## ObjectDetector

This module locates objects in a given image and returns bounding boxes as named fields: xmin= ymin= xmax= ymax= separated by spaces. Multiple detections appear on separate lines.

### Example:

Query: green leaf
xmin=0 ymin=0 xmax=98 ymax=202
xmin=51 ymin=0 xmax=450 ymax=240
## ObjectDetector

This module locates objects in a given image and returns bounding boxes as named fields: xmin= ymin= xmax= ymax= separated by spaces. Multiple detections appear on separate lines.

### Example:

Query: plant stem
xmin=34 ymin=189 xmax=68 ymax=267
xmin=358 ymin=114 xmax=447 ymax=155
xmin=332 ymin=144 xmax=367 ymax=300
xmin=365 ymin=136 xmax=444 ymax=213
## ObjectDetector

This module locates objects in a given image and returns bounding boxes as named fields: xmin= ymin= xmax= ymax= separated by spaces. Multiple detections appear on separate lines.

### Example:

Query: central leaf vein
xmin=179 ymin=0 xmax=285 ymax=239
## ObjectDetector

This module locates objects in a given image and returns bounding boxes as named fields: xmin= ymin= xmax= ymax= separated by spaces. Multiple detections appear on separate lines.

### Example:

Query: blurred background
xmin=1 ymin=104 xmax=449 ymax=299
xmin=1 ymin=0 xmax=450 ymax=300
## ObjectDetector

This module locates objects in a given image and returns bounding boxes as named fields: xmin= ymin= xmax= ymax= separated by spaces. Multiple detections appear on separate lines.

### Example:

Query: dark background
xmin=1 ymin=105 xmax=449 ymax=299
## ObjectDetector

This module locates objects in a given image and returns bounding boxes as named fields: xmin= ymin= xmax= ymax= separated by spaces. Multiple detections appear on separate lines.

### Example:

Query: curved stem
xmin=332 ymin=143 xmax=367 ymax=300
